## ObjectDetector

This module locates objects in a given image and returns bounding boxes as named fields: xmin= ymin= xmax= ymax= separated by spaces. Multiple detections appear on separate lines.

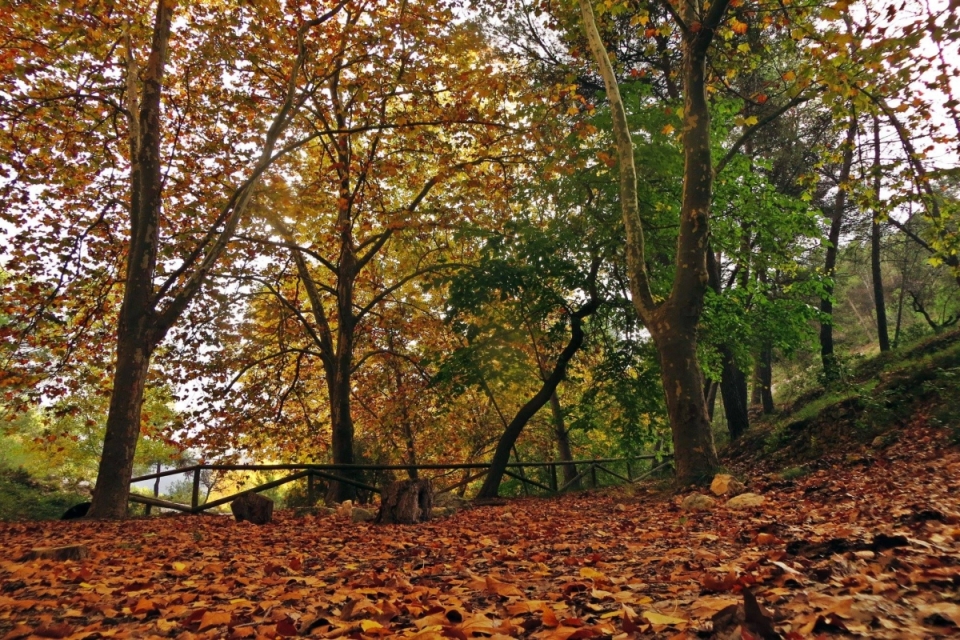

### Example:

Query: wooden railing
xmin=127 ymin=455 xmax=673 ymax=514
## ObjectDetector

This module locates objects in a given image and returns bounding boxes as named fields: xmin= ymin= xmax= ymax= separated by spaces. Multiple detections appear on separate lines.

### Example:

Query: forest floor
xmin=2 ymin=415 xmax=960 ymax=639
xmin=3 ymin=333 xmax=960 ymax=639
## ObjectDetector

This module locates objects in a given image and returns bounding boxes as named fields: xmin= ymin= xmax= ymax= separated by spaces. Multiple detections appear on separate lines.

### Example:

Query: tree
xmin=171 ymin=1 xmax=528 ymax=502
xmin=1 ymin=0 xmax=351 ymax=517
xmin=577 ymin=0 xmax=735 ymax=484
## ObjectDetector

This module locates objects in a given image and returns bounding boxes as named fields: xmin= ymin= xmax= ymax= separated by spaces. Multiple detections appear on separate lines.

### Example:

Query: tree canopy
xmin=1 ymin=0 xmax=958 ymax=514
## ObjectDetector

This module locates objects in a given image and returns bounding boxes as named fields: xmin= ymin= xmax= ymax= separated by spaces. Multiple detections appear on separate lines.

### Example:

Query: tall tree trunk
xmin=705 ymin=379 xmax=719 ymax=420
xmin=88 ymin=1 xmax=172 ymax=520
xmin=326 ymin=269 xmax=358 ymax=503
xmin=707 ymin=249 xmax=749 ymax=439
xmin=578 ymin=0 xmax=727 ymax=487
xmin=871 ymin=115 xmax=890 ymax=352
xmin=752 ymin=345 xmax=775 ymax=414
xmin=549 ymin=391 xmax=579 ymax=488
xmin=719 ymin=347 xmax=749 ymax=440
xmin=652 ymin=314 xmax=717 ymax=485
xmin=819 ymin=115 xmax=858 ymax=380
xmin=85 ymin=2 xmax=345 ymax=518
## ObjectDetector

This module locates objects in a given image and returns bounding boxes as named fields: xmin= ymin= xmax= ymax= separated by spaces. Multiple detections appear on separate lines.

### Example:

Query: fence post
xmin=626 ymin=460 xmax=633 ymax=482
xmin=549 ymin=464 xmax=558 ymax=493
xmin=307 ymin=472 xmax=316 ymax=505
xmin=590 ymin=464 xmax=598 ymax=489
xmin=191 ymin=468 xmax=201 ymax=510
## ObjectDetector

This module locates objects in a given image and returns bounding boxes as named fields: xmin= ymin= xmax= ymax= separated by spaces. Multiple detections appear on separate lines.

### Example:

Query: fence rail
xmin=128 ymin=455 xmax=673 ymax=514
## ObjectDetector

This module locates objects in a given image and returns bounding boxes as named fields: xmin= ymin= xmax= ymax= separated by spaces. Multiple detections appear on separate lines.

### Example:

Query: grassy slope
xmin=0 ymin=469 xmax=87 ymax=522
xmin=724 ymin=328 xmax=960 ymax=474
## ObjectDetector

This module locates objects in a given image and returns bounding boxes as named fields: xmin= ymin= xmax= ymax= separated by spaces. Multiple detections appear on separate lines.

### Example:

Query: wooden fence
xmin=127 ymin=455 xmax=673 ymax=514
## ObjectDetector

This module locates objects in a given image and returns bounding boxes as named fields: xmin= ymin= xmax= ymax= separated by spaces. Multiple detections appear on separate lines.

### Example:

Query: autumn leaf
xmin=485 ymin=575 xmax=524 ymax=597
xmin=643 ymin=610 xmax=687 ymax=625
xmin=198 ymin=611 xmax=232 ymax=631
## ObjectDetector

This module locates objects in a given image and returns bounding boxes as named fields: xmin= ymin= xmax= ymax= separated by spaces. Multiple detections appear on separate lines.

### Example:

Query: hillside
xmin=2 ymin=335 xmax=960 ymax=638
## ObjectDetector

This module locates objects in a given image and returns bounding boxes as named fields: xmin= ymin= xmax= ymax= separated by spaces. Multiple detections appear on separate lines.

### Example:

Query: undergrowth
xmin=0 ymin=468 xmax=87 ymax=521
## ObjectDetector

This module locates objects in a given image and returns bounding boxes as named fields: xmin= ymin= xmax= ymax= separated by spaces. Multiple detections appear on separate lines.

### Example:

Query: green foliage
xmin=0 ymin=468 xmax=87 ymax=521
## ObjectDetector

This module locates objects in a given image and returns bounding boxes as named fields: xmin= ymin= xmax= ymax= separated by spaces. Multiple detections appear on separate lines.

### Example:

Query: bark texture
xmin=719 ymin=347 xmax=750 ymax=440
xmin=578 ymin=0 xmax=729 ymax=486
xmin=231 ymin=492 xmax=275 ymax=525
xmin=377 ymin=479 xmax=433 ymax=524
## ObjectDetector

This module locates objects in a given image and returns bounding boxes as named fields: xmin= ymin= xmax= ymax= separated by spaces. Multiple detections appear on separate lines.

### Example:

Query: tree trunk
xmin=475 ymin=282 xmax=599 ymax=499
xmin=577 ymin=0 xmax=727 ymax=488
xmin=871 ymin=115 xmax=890 ymax=352
xmin=706 ymin=248 xmax=749 ymax=439
xmin=820 ymin=116 xmax=858 ymax=380
xmin=751 ymin=345 xmax=775 ymax=414
xmin=377 ymin=479 xmax=433 ymax=524
xmin=326 ymin=355 xmax=358 ymax=503
xmin=705 ymin=379 xmax=719 ymax=421
xmin=719 ymin=347 xmax=749 ymax=440
xmin=89 ymin=334 xmax=154 ymax=518
xmin=651 ymin=316 xmax=718 ymax=486
xmin=85 ymin=2 xmax=341 ymax=518
xmin=549 ymin=391 xmax=579 ymax=489
xmin=87 ymin=1 xmax=172 ymax=520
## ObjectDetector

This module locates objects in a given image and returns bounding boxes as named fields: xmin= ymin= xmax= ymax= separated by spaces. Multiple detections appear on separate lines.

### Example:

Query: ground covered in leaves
xmin=2 ymin=427 xmax=960 ymax=639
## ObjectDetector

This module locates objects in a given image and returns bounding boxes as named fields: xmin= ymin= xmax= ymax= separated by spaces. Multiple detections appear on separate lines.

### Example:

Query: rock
xmin=434 ymin=492 xmax=470 ymax=512
xmin=377 ymin=479 xmax=433 ymax=524
xmin=614 ymin=503 xmax=628 ymax=512
xmin=230 ymin=492 xmax=274 ymax=525
xmin=726 ymin=493 xmax=765 ymax=510
xmin=681 ymin=493 xmax=717 ymax=511
xmin=351 ymin=508 xmax=376 ymax=523
xmin=61 ymin=502 xmax=91 ymax=520
xmin=431 ymin=506 xmax=451 ymax=518
xmin=337 ymin=500 xmax=354 ymax=518
xmin=20 ymin=544 xmax=89 ymax=562
xmin=871 ymin=436 xmax=885 ymax=448
xmin=710 ymin=474 xmax=746 ymax=497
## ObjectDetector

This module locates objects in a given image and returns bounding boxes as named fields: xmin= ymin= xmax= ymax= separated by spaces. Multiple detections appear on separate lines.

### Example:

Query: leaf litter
xmin=1 ymin=426 xmax=959 ymax=639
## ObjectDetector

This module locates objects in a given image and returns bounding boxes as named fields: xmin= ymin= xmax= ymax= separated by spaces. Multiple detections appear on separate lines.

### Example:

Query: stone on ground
xmin=710 ymin=474 xmax=746 ymax=497
xmin=681 ymin=493 xmax=717 ymax=511
xmin=351 ymin=507 xmax=376 ymax=523
xmin=726 ymin=492 xmax=765 ymax=510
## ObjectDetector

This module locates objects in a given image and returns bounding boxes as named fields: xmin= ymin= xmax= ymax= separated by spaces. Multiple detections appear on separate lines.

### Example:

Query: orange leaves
xmin=4 ymin=427 xmax=960 ymax=640
xmin=483 ymin=574 xmax=525 ymax=598
xmin=197 ymin=610 xmax=232 ymax=631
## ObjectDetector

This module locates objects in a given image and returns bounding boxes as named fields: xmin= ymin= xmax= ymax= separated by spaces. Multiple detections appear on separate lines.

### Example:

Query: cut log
xmin=376 ymin=479 xmax=433 ymax=524
xmin=231 ymin=492 xmax=274 ymax=525
xmin=20 ymin=544 xmax=89 ymax=562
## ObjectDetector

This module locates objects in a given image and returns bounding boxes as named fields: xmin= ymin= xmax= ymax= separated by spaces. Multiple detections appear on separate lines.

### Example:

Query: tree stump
xmin=231 ymin=492 xmax=274 ymax=525
xmin=376 ymin=479 xmax=433 ymax=524
xmin=19 ymin=544 xmax=89 ymax=562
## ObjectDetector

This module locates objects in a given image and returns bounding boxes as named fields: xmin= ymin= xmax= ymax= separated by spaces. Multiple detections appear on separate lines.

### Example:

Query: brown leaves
xmin=2 ymin=425 xmax=960 ymax=638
